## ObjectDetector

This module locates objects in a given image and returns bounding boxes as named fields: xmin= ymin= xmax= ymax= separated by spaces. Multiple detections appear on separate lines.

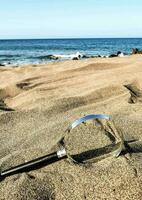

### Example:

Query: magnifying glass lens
xmin=64 ymin=119 xmax=115 ymax=164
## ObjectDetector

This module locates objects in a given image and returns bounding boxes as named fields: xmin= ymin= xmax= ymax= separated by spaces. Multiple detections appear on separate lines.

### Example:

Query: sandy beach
xmin=0 ymin=55 xmax=142 ymax=199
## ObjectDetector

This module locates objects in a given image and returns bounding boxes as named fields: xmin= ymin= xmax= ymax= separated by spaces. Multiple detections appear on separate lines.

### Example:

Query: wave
xmin=37 ymin=52 xmax=81 ymax=60
xmin=37 ymin=55 xmax=57 ymax=60
xmin=0 ymin=50 xmax=128 ymax=66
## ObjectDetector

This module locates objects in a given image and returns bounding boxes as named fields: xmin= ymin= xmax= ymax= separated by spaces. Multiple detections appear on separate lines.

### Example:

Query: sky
xmin=0 ymin=0 xmax=142 ymax=39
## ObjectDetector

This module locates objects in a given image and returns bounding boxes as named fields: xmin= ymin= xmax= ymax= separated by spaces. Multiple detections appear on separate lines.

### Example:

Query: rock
xmin=109 ymin=51 xmax=125 ymax=58
xmin=90 ymin=55 xmax=100 ymax=58
xmin=117 ymin=51 xmax=122 ymax=55
xmin=109 ymin=54 xmax=117 ymax=58
xmin=82 ymin=55 xmax=100 ymax=59
xmin=72 ymin=57 xmax=79 ymax=60
xmin=0 ymin=63 xmax=5 ymax=66
xmin=132 ymin=48 xmax=142 ymax=54
xmin=82 ymin=55 xmax=90 ymax=58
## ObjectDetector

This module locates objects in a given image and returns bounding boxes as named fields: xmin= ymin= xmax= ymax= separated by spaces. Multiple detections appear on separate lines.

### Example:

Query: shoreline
xmin=0 ymin=52 xmax=128 ymax=67
xmin=0 ymin=53 xmax=133 ymax=69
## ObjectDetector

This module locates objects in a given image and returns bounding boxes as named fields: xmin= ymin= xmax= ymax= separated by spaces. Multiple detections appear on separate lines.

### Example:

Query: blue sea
xmin=0 ymin=38 xmax=142 ymax=65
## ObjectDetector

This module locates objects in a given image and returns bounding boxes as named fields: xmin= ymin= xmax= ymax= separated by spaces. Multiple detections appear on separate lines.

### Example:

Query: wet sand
xmin=0 ymin=55 xmax=142 ymax=199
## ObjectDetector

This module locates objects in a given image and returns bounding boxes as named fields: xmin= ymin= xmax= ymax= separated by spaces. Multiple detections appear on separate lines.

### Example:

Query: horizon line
xmin=0 ymin=37 xmax=142 ymax=40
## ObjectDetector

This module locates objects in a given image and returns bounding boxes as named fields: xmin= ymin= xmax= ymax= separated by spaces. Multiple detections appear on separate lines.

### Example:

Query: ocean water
xmin=0 ymin=38 xmax=142 ymax=65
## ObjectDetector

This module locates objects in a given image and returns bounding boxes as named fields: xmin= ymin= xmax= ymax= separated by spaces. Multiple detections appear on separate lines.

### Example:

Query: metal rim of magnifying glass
xmin=63 ymin=114 xmax=123 ymax=164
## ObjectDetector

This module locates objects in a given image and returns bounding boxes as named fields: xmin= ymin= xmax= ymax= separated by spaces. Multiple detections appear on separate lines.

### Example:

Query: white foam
xmin=53 ymin=52 xmax=82 ymax=59
xmin=118 ymin=52 xmax=125 ymax=57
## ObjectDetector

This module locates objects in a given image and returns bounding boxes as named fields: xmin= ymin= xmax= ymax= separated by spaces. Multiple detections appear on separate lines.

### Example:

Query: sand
xmin=0 ymin=55 xmax=142 ymax=199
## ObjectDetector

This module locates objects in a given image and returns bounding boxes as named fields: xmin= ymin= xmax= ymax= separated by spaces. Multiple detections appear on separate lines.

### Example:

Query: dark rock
xmin=109 ymin=54 xmax=117 ymax=58
xmin=0 ymin=63 xmax=5 ymax=66
xmin=109 ymin=51 xmax=122 ymax=58
xmin=82 ymin=55 xmax=100 ymax=58
xmin=72 ymin=57 xmax=79 ymax=60
xmin=82 ymin=55 xmax=90 ymax=58
xmin=90 ymin=55 xmax=100 ymax=58
xmin=132 ymin=48 xmax=142 ymax=54
xmin=78 ymin=54 xmax=81 ymax=59
xmin=117 ymin=51 xmax=122 ymax=55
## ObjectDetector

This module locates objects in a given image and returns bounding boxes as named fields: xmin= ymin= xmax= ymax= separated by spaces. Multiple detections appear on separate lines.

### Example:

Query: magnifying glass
xmin=0 ymin=114 xmax=123 ymax=178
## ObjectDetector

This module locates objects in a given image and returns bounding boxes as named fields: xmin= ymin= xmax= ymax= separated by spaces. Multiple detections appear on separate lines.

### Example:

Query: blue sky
xmin=0 ymin=0 xmax=142 ymax=39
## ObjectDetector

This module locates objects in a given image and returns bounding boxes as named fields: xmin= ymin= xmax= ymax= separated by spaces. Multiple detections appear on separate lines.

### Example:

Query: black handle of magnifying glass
xmin=0 ymin=151 xmax=65 ymax=178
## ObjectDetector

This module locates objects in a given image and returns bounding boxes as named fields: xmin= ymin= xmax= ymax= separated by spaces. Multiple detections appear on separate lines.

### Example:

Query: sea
xmin=0 ymin=38 xmax=142 ymax=65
